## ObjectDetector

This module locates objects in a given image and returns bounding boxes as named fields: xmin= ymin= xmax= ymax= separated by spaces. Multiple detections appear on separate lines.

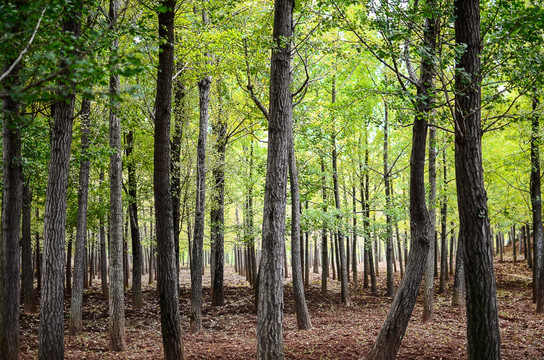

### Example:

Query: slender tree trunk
xmin=257 ymin=1 xmax=293 ymax=357
xmin=154 ymin=1 xmax=185 ymax=358
xmin=66 ymin=233 xmax=73 ymax=295
xmin=99 ymin=173 xmax=109 ymax=300
xmin=383 ymin=103 xmax=394 ymax=297
xmin=69 ymin=98 xmax=92 ymax=336
xmin=38 ymin=7 xmax=81 ymax=358
xmin=211 ymin=82 xmax=227 ymax=306
xmin=1 ymin=38 xmax=23 ymax=359
xmin=455 ymin=0 xmax=501 ymax=356
xmin=352 ymin=187 xmax=358 ymax=285
xmin=22 ymin=179 xmax=37 ymax=313
xmin=361 ymin=150 xmax=377 ymax=294
xmin=439 ymin=147 xmax=448 ymax=293
xmin=288 ymin=133 xmax=312 ymax=330
xmin=366 ymin=3 xmax=436 ymax=357
xmin=321 ymin=159 xmax=328 ymax=293
xmin=449 ymin=222 xmax=455 ymax=277
xmin=126 ymin=131 xmax=143 ymax=309
xmin=332 ymin=132 xmax=350 ymax=305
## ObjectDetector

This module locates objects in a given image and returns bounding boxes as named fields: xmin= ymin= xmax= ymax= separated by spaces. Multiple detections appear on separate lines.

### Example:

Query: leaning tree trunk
xmin=38 ymin=7 xmax=81 ymax=359
xmin=108 ymin=0 xmax=126 ymax=351
xmin=153 ymin=1 xmax=186 ymax=358
xmin=69 ymin=98 xmax=92 ymax=336
xmin=288 ymin=131 xmax=312 ymax=330
xmin=1 ymin=40 xmax=23 ymax=359
xmin=257 ymin=1 xmax=293 ymax=358
xmin=366 ymin=4 xmax=437 ymax=358
xmin=454 ymin=0 xmax=501 ymax=357
xmin=126 ymin=130 xmax=143 ymax=309
xmin=22 ymin=178 xmax=37 ymax=313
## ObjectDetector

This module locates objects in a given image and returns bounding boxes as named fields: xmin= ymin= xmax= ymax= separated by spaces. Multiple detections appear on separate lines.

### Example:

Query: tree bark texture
xmin=154 ymin=1 xmax=186 ymax=358
xmin=126 ymin=131 xmax=143 ymax=309
xmin=69 ymin=98 xmax=91 ymax=336
xmin=288 ymin=132 xmax=312 ymax=330
xmin=256 ymin=1 xmax=293 ymax=357
xmin=1 ymin=42 xmax=23 ymax=360
xmin=99 ymin=171 xmax=109 ymax=299
xmin=532 ymin=95 xmax=544 ymax=312
xmin=455 ymin=0 xmax=501 ymax=357
xmin=38 ymin=7 xmax=81 ymax=359
xmin=22 ymin=179 xmax=37 ymax=314
xmin=383 ymin=104 xmax=394 ymax=297
xmin=452 ymin=233 xmax=465 ymax=308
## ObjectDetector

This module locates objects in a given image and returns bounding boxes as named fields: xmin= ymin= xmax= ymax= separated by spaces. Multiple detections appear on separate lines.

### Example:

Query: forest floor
xmin=20 ymin=255 xmax=544 ymax=359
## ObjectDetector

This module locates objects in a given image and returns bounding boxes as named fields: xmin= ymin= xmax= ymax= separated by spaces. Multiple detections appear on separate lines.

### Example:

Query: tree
xmin=153 ymin=0 xmax=186 ymax=358
xmin=454 ymin=0 xmax=501 ymax=357
xmin=38 ymin=4 xmax=81 ymax=358
xmin=69 ymin=98 xmax=91 ymax=336
xmin=256 ymin=0 xmax=294 ymax=357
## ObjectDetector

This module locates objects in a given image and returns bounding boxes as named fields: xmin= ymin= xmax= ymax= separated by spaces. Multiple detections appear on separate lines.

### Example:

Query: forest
xmin=1 ymin=0 xmax=544 ymax=359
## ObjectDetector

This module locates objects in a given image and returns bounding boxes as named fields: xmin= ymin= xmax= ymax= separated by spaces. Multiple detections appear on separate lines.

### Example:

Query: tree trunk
xmin=455 ymin=0 xmax=501 ymax=356
xmin=66 ymin=233 xmax=72 ymax=295
xmin=320 ymin=159 xmax=328 ymax=293
xmin=211 ymin=81 xmax=227 ymax=306
xmin=107 ymin=0 xmax=126 ymax=351
xmin=69 ymin=98 xmax=91 ymax=336
xmin=38 ymin=7 xmax=81 ymax=358
xmin=1 ymin=40 xmax=23 ymax=359
xmin=383 ymin=103 xmax=394 ymax=297
xmin=153 ymin=1 xmax=186 ymax=358
xmin=190 ymin=72 xmax=211 ymax=332
xmin=361 ymin=148 xmax=377 ymax=294
xmin=126 ymin=130 xmax=143 ymax=309
xmin=99 ymin=173 xmax=109 ymax=300
xmin=257 ymin=1 xmax=293 ymax=357
xmin=352 ymin=187 xmax=358 ymax=285
xmin=439 ymin=147 xmax=448 ymax=294
xmin=332 ymin=132 xmax=350 ymax=305
xmin=22 ymin=179 xmax=37 ymax=313
xmin=452 ymin=233 xmax=465 ymax=308
xmin=366 ymin=3 xmax=436 ymax=357
xmin=288 ymin=130 xmax=312 ymax=330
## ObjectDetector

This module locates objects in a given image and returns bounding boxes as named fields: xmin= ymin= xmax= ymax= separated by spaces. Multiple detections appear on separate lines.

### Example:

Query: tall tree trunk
xmin=1 ymin=36 xmax=23 ymax=359
xmin=366 ymin=2 xmax=436 ymax=357
xmin=352 ymin=187 xmax=358 ymax=285
xmin=439 ymin=146 xmax=448 ymax=293
xmin=99 ymin=171 xmax=109 ymax=299
xmin=22 ymin=179 xmax=37 ymax=313
xmin=257 ymin=1 xmax=293 ymax=357
xmin=454 ymin=0 xmax=501 ymax=357
xmin=66 ymin=233 xmax=73 ymax=295
xmin=69 ymin=98 xmax=92 ymax=336
xmin=532 ymin=94 xmax=544 ymax=312
xmin=211 ymin=81 xmax=227 ymax=306
xmin=423 ymin=122 xmax=437 ymax=321
xmin=361 ymin=149 xmax=377 ymax=294
xmin=383 ymin=103 xmax=394 ymax=297
xmin=108 ymin=0 xmax=126 ymax=351
xmin=38 ymin=7 xmax=81 ymax=358
xmin=126 ymin=131 xmax=143 ymax=309
xmin=332 ymin=131 xmax=350 ymax=305
xmin=154 ymin=1 xmax=185 ymax=358
xmin=190 ymin=74 xmax=211 ymax=333
xmin=320 ymin=159 xmax=328 ymax=293
xmin=288 ymin=130 xmax=312 ymax=330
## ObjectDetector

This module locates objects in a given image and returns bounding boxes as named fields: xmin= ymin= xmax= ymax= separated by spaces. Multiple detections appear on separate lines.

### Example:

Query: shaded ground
xmin=20 ymin=255 xmax=544 ymax=359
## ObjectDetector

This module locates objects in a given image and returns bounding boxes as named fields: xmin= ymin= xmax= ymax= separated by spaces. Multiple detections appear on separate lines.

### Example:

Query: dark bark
xmin=22 ymin=179 xmax=37 ymax=313
xmin=211 ymin=83 xmax=227 ymax=306
xmin=126 ymin=131 xmax=143 ymax=309
xmin=66 ymin=234 xmax=72 ymax=295
xmin=38 ymin=7 xmax=81 ymax=359
xmin=532 ymin=95 xmax=544 ymax=312
xmin=439 ymin=147 xmax=448 ymax=294
xmin=366 ymin=2 xmax=437 ymax=357
xmin=352 ymin=187 xmax=358 ymax=285
xmin=256 ymin=1 xmax=293 ymax=357
xmin=288 ymin=131 xmax=312 ymax=330
xmin=1 ymin=42 xmax=23 ymax=359
xmin=320 ymin=159 xmax=328 ymax=293
xmin=383 ymin=104 xmax=394 ymax=297
xmin=361 ymin=149 xmax=377 ymax=294
xmin=153 ymin=1 xmax=186 ymax=358
xmin=69 ymin=98 xmax=91 ymax=336
xmin=108 ymin=0 xmax=126 ymax=351
xmin=449 ymin=222 xmax=455 ymax=277
xmin=454 ymin=0 xmax=501 ymax=357
xmin=99 ymin=171 xmax=109 ymax=300
xmin=332 ymin=132 xmax=350 ymax=305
